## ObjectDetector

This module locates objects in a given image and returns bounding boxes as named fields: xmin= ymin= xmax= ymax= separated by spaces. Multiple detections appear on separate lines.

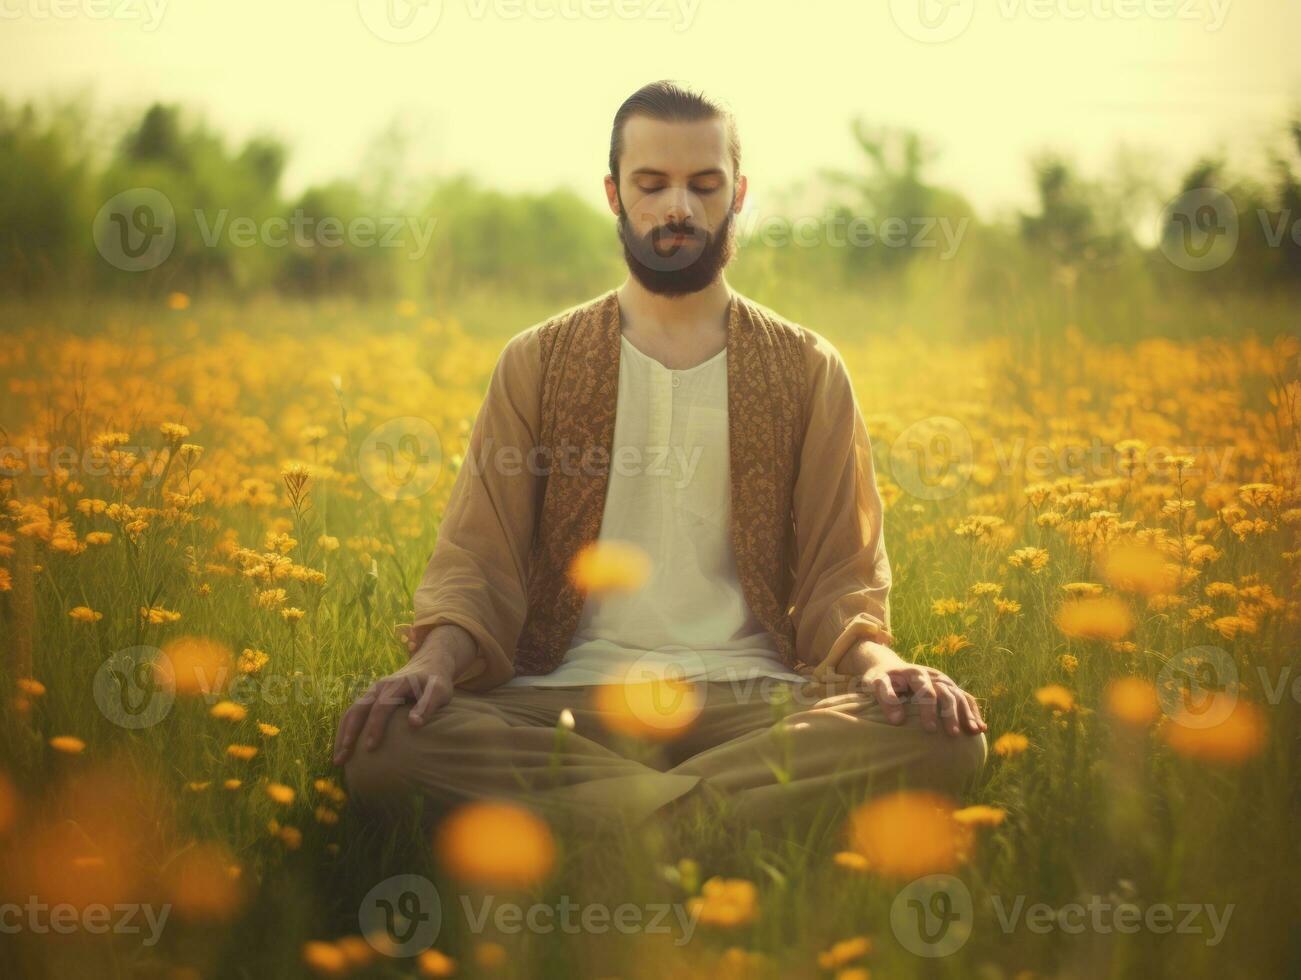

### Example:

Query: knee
xmin=925 ymin=727 xmax=988 ymax=796
xmin=342 ymin=718 xmax=416 ymax=814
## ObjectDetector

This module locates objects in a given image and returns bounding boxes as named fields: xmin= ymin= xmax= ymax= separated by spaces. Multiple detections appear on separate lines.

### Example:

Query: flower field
xmin=0 ymin=296 xmax=1296 ymax=979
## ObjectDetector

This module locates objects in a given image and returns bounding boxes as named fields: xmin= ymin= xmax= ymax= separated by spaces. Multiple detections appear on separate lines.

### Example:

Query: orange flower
xmin=1034 ymin=685 xmax=1075 ymax=713
xmin=155 ymin=636 xmax=234 ymax=697
xmin=567 ymin=540 xmax=650 ymax=594
xmin=49 ymin=735 xmax=86 ymax=755
xmin=687 ymin=877 xmax=759 ymax=927
xmin=1161 ymin=696 xmax=1267 ymax=764
xmin=846 ymin=791 xmax=969 ymax=878
xmin=435 ymin=801 xmax=555 ymax=888
xmin=992 ymin=733 xmax=1029 ymax=757
xmin=1055 ymin=595 xmax=1134 ymax=640
xmin=1105 ymin=677 xmax=1160 ymax=728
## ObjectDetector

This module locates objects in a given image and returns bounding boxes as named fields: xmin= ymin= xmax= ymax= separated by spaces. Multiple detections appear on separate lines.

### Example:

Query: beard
xmin=616 ymin=191 xmax=738 ymax=296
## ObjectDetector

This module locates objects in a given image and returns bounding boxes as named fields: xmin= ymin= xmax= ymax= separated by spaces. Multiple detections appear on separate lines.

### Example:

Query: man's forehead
xmin=621 ymin=115 xmax=730 ymax=176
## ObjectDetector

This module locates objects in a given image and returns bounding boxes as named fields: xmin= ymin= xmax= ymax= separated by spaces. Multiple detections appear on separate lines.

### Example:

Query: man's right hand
xmin=332 ymin=625 xmax=473 ymax=765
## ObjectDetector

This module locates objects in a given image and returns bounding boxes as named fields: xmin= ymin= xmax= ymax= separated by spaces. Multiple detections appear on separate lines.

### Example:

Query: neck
xmin=615 ymin=276 xmax=734 ymax=341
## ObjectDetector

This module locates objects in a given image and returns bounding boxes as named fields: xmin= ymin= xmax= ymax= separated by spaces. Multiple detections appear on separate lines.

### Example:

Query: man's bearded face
xmin=616 ymin=185 xmax=738 ymax=297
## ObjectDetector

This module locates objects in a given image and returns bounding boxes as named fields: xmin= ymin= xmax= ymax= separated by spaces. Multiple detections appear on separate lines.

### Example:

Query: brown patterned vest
xmin=513 ymin=288 xmax=809 ymax=676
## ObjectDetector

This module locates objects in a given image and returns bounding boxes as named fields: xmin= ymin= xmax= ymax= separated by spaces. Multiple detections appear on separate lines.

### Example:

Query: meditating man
xmin=334 ymin=80 xmax=988 ymax=832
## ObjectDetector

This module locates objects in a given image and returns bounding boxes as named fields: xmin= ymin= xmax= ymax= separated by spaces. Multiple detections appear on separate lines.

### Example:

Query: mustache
xmin=649 ymin=222 xmax=707 ymax=244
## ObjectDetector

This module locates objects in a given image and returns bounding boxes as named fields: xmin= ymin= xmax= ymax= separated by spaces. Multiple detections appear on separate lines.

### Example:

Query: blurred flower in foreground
xmin=686 ymin=877 xmax=759 ymax=927
xmin=1034 ymin=684 xmax=1076 ymax=714
xmin=1161 ymin=695 xmax=1267 ymax=764
xmin=1055 ymin=594 xmax=1135 ymax=641
xmin=594 ymin=676 xmax=702 ymax=741
xmin=993 ymin=733 xmax=1030 ymax=758
xmin=567 ymin=539 xmax=651 ymax=594
xmin=846 ymin=790 xmax=969 ymax=878
xmin=154 ymin=636 xmax=235 ymax=697
xmin=162 ymin=840 xmax=246 ymax=922
xmin=435 ymin=800 xmax=555 ymax=888
xmin=817 ymin=935 xmax=872 ymax=970
xmin=1099 ymin=540 xmax=1181 ymax=595
xmin=1105 ymin=677 xmax=1161 ymax=728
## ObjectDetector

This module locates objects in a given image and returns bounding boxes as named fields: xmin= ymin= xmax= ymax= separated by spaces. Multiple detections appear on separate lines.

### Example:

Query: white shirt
xmin=505 ymin=332 xmax=806 ymax=687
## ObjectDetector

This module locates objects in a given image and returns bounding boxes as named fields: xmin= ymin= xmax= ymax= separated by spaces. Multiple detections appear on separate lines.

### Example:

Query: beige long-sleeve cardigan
xmin=406 ymin=288 xmax=897 ymax=692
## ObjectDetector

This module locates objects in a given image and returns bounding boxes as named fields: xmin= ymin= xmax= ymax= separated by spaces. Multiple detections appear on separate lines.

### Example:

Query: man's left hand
xmin=840 ymin=641 xmax=988 ymax=736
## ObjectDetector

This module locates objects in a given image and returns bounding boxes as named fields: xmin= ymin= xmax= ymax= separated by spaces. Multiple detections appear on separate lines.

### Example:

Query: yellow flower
xmin=435 ymin=801 xmax=556 ymax=888
xmin=992 ymin=733 xmax=1029 ymax=758
xmin=49 ymin=735 xmax=86 ymax=755
xmin=139 ymin=605 xmax=182 ymax=625
xmin=1059 ymin=654 xmax=1078 ymax=675
xmin=185 ymin=781 xmax=211 ymax=792
xmin=210 ymin=700 xmax=248 ymax=722
xmin=68 ymin=606 xmax=103 ymax=623
xmin=281 ymin=607 xmax=306 ymax=623
xmin=417 ymin=949 xmax=458 ymax=977
xmin=166 ymin=291 xmax=191 ymax=311
xmin=687 ymin=877 xmax=759 ymax=927
xmin=568 ymin=540 xmax=651 ymax=594
xmin=265 ymin=782 xmax=295 ymax=805
xmin=226 ymin=744 xmax=259 ymax=761
xmin=1105 ymin=677 xmax=1160 ymax=728
xmin=1161 ymin=696 xmax=1267 ymax=764
xmin=817 ymin=935 xmax=873 ymax=970
xmin=833 ymin=851 xmax=871 ymax=872
xmin=238 ymin=648 xmax=270 ymax=674
xmin=301 ymin=941 xmax=347 ymax=976
xmin=1034 ymin=684 xmax=1075 ymax=713
xmin=1055 ymin=595 xmax=1134 ymax=641
xmin=258 ymin=722 xmax=281 ymax=738
xmin=16 ymin=678 xmax=45 ymax=697
xmin=223 ymin=779 xmax=242 ymax=790
xmin=931 ymin=633 xmax=972 ymax=656
xmin=846 ymin=791 xmax=970 ymax=879
xmin=952 ymin=804 xmax=1007 ymax=828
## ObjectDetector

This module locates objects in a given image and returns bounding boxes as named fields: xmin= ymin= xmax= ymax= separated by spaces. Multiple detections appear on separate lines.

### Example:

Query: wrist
xmin=839 ymin=639 xmax=904 ymax=676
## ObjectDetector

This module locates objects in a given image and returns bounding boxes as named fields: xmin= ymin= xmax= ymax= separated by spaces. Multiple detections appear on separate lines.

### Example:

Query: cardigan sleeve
xmin=789 ymin=334 xmax=897 ymax=680
xmin=405 ymin=327 xmax=543 ymax=692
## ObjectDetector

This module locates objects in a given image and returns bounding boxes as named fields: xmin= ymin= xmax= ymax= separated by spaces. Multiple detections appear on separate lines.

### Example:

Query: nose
xmin=662 ymin=186 xmax=697 ymax=227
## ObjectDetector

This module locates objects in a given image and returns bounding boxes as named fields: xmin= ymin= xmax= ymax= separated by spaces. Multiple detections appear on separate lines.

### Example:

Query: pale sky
xmin=2 ymin=0 xmax=1297 ymax=220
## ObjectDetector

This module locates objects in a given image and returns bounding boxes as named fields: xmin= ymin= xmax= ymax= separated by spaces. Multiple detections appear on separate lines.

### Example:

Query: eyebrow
xmin=628 ymin=167 xmax=727 ymax=179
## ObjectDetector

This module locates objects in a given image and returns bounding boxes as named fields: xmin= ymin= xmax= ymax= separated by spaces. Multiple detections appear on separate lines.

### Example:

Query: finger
xmin=964 ymin=691 xmax=987 ymax=731
xmin=935 ymin=683 xmax=962 ymax=735
xmin=360 ymin=679 xmax=412 ymax=751
xmin=333 ymin=696 xmax=373 ymax=765
xmin=871 ymin=673 xmax=907 ymax=724
xmin=910 ymin=673 xmax=940 ymax=731
xmin=409 ymin=673 xmax=451 ymax=725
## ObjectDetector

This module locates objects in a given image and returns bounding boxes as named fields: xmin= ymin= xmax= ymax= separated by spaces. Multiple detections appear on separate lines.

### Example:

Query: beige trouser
xmin=342 ymin=675 xmax=988 ymax=833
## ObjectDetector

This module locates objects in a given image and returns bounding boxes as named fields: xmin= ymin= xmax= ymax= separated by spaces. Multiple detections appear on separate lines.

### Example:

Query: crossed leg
xmin=342 ymin=677 xmax=988 ymax=834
